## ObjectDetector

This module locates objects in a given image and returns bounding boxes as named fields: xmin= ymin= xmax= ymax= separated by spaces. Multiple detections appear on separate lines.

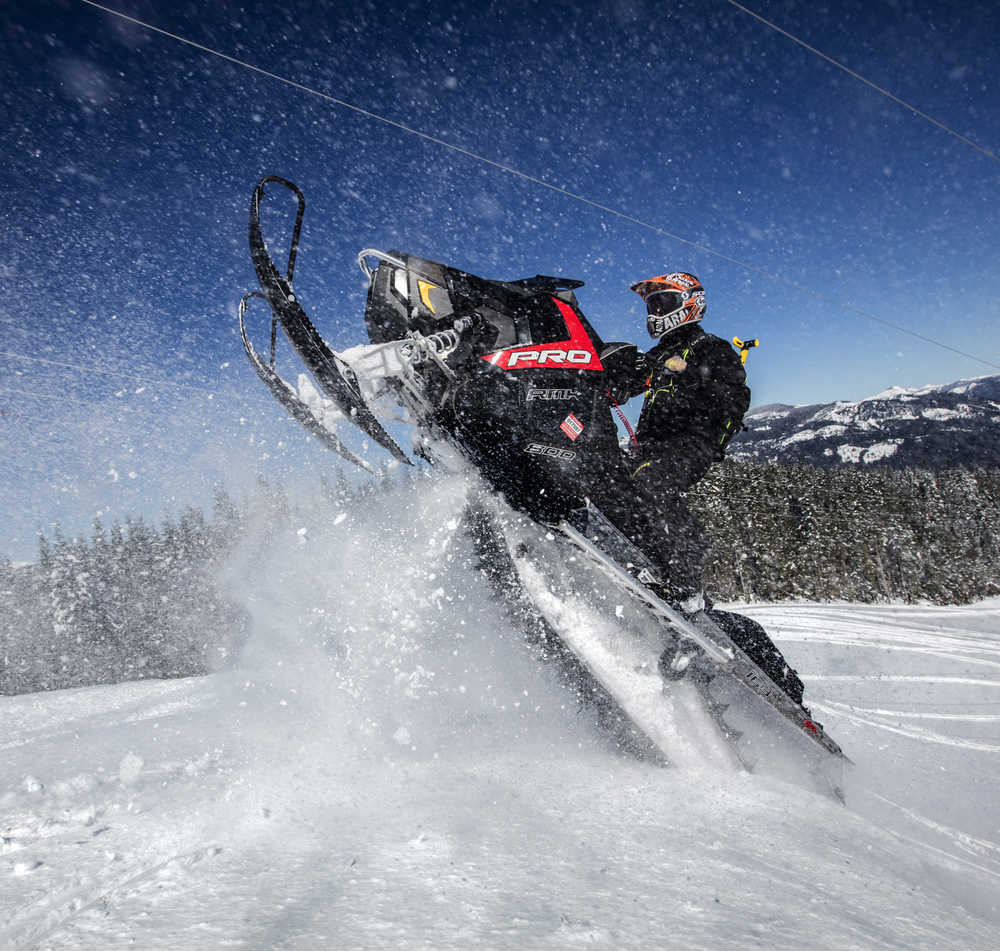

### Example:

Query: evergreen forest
xmin=2 ymin=463 xmax=997 ymax=696
xmin=691 ymin=461 xmax=1000 ymax=605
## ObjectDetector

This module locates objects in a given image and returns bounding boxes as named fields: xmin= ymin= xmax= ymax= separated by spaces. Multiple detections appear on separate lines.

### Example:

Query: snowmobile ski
xmin=238 ymin=290 xmax=376 ymax=472
xmin=244 ymin=176 xmax=411 ymax=468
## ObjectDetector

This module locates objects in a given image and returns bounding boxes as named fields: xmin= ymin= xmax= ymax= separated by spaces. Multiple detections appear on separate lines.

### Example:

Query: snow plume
xmin=220 ymin=472 xmax=603 ymax=777
xmin=4 ymin=471 xmax=1000 ymax=947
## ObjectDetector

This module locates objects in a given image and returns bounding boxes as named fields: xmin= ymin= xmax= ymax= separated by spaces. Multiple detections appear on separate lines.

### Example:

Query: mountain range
xmin=729 ymin=374 xmax=1000 ymax=468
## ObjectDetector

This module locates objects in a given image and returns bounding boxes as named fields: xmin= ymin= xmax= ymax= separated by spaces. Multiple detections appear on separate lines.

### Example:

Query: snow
xmin=867 ymin=376 xmax=993 ymax=403
xmin=776 ymin=424 xmax=849 ymax=445
xmin=836 ymin=441 xmax=901 ymax=464
xmin=922 ymin=405 xmax=973 ymax=421
xmin=745 ymin=407 xmax=792 ymax=422
xmin=2 ymin=478 xmax=999 ymax=948
xmin=808 ymin=401 xmax=856 ymax=425
xmin=810 ymin=405 xmax=915 ymax=429
xmin=860 ymin=440 xmax=902 ymax=463
xmin=868 ymin=384 xmax=933 ymax=401
xmin=759 ymin=377 xmax=994 ymax=434
xmin=296 ymin=373 xmax=345 ymax=428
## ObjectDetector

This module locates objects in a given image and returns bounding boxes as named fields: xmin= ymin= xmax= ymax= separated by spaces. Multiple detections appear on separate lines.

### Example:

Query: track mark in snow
xmin=739 ymin=607 xmax=1000 ymax=650
xmin=814 ymin=701 xmax=1000 ymax=753
xmin=785 ymin=637 xmax=1000 ymax=669
xmin=825 ymin=706 xmax=1000 ymax=723
xmin=857 ymin=790 xmax=1000 ymax=884
xmin=803 ymin=675 xmax=1000 ymax=688
xmin=872 ymin=821 xmax=1000 ymax=884
xmin=1 ymin=845 xmax=224 ymax=951
xmin=870 ymin=792 xmax=1000 ymax=865
xmin=0 ymin=679 xmax=212 ymax=753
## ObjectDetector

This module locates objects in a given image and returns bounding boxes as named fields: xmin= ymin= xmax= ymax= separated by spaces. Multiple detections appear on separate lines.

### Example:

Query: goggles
xmin=644 ymin=289 xmax=685 ymax=317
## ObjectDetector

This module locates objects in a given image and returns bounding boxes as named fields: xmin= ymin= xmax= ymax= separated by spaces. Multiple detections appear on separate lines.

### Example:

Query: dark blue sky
xmin=2 ymin=0 xmax=998 ymax=558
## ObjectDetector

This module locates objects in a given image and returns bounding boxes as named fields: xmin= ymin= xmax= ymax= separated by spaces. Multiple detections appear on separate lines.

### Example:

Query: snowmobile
xmin=238 ymin=176 xmax=848 ymax=797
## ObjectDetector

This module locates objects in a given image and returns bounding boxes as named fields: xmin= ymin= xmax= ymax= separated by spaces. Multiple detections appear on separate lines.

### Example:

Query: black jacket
xmin=629 ymin=324 xmax=750 ymax=485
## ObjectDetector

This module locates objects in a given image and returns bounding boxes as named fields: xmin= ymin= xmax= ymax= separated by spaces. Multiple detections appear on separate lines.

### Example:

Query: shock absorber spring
xmin=404 ymin=315 xmax=479 ymax=365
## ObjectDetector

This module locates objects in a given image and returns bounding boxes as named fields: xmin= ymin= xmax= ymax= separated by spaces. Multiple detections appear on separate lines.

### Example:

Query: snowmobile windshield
xmin=645 ymin=290 xmax=685 ymax=317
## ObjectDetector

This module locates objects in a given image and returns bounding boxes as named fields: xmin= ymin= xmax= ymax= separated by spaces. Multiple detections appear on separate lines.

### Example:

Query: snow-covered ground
xmin=3 ymin=478 xmax=999 ymax=949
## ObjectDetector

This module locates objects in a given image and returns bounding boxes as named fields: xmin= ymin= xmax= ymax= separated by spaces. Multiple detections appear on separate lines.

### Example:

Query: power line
xmin=0 ymin=403 xmax=267 ymax=433
xmin=0 ymin=408 xmax=137 ymax=432
xmin=0 ymin=409 xmax=209 ymax=445
xmin=722 ymin=0 xmax=1000 ymax=164
xmin=0 ymin=386 xmax=179 ymax=425
xmin=77 ymin=0 xmax=1000 ymax=373
xmin=0 ymin=350 xmax=224 ymax=394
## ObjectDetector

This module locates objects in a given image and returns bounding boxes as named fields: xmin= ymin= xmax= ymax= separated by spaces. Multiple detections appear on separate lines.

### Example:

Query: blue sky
xmin=1 ymin=0 xmax=998 ymax=559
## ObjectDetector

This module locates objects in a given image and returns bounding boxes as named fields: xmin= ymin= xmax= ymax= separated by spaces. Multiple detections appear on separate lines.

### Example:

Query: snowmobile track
xmin=3 ymin=845 xmax=224 ymax=950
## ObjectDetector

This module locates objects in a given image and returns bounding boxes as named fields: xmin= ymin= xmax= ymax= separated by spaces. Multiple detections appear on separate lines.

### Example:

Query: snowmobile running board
xmin=555 ymin=515 xmax=849 ymax=763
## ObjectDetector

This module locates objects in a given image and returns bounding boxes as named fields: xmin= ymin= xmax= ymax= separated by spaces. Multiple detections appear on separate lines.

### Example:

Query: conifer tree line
xmin=0 ymin=489 xmax=250 ymax=696
xmin=690 ymin=461 xmax=1000 ymax=604
xmin=0 ymin=472 xmax=391 ymax=697
xmin=2 ymin=462 xmax=997 ymax=696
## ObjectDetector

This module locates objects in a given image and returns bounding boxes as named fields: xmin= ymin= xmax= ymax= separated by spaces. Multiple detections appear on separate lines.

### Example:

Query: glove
xmin=602 ymin=342 xmax=647 ymax=403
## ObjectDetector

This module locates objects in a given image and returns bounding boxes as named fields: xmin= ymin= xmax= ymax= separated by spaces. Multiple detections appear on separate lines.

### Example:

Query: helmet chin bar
xmin=647 ymin=308 xmax=687 ymax=338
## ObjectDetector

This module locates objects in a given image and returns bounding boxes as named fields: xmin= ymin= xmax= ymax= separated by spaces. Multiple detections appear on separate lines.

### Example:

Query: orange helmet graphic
xmin=630 ymin=272 xmax=706 ymax=338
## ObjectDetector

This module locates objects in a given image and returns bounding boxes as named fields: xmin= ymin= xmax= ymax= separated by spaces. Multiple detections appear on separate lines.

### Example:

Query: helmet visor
xmin=645 ymin=289 xmax=685 ymax=317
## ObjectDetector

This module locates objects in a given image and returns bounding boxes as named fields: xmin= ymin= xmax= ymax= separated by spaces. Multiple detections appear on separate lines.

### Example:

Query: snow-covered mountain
xmin=730 ymin=374 xmax=1000 ymax=468
xmin=3 ymin=477 xmax=999 ymax=948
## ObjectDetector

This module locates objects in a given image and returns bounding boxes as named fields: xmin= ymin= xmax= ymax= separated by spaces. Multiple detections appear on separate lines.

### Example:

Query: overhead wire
xmin=721 ymin=0 xmax=1000 ymax=164
xmin=0 ymin=386 xmax=189 ymax=426
xmin=75 ymin=0 xmax=1000 ymax=373
xmin=0 ymin=349 xmax=220 ymax=394
xmin=0 ymin=409 xmax=134 ymax=431
xmin=0 ymin=347 xmax=248 ymax=422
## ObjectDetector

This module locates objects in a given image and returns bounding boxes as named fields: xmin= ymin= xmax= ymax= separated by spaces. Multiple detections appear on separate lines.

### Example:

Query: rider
xmin=602 ymin=271 xmax=750 ymax=610
xmin=629 ymin=271 xmax=750 ymax=489
xmin=601 ymin=272 xmax=803 ymax=701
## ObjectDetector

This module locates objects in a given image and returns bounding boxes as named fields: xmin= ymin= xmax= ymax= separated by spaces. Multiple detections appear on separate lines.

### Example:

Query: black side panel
xmin=362 ymin=251 xmax=627 ymax=520
xmin=364 ymin=253 xmax=602 ymax=351
xmin=365 ymin=252 xmax=456 ymax=343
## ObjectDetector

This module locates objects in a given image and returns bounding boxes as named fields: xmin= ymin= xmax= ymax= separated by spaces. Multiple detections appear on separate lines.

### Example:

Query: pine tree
xmin=691 ymin=459 xmax=1000 ymax=605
